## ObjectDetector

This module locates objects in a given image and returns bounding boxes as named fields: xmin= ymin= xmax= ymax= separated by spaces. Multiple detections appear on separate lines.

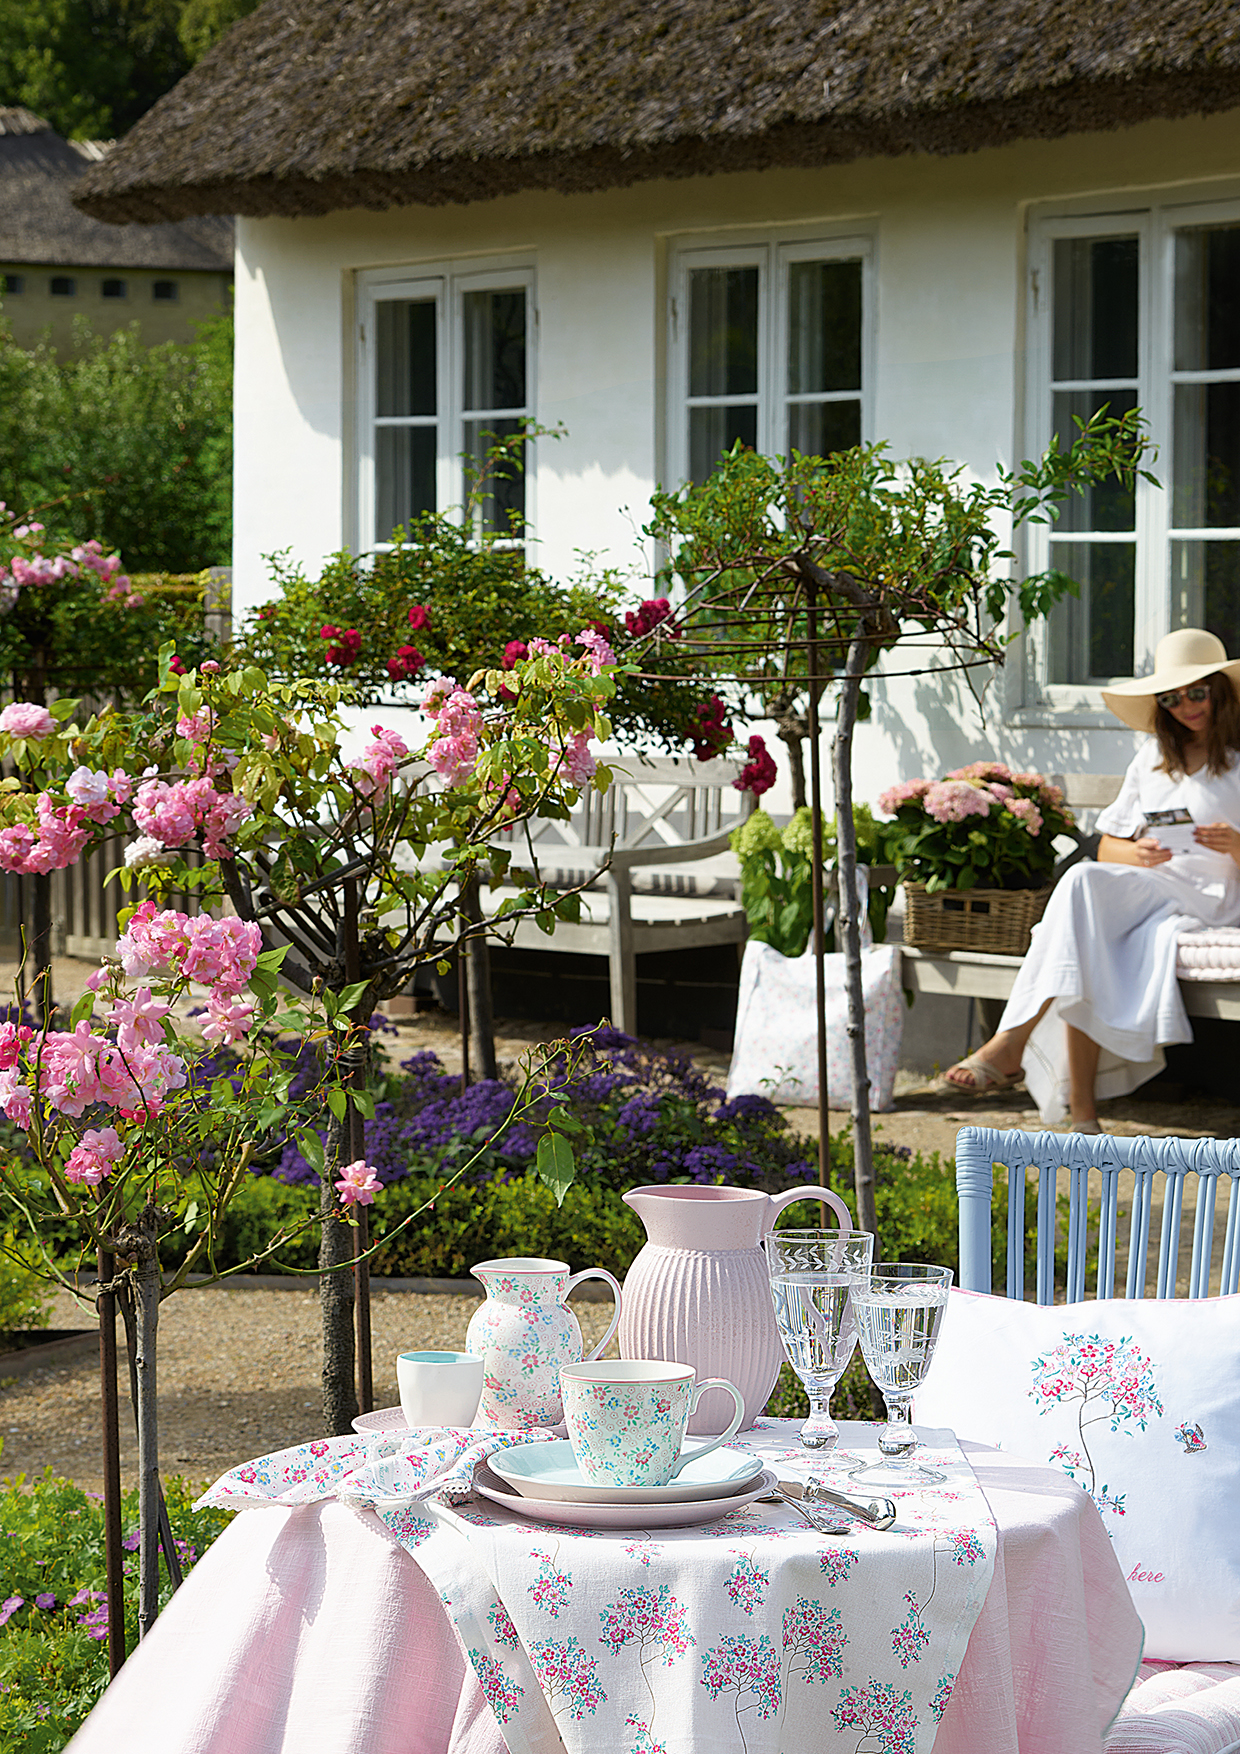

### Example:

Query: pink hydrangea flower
xmin=877 ymin=778 xmax=933 ymax=814
xmin=0 ymin=703 xmax=55 ymax=739
xmin=924 ymin=780 xmax=993 ymax=824
xmin=335 ymin=1160 xmax=382 ymax=1206
xmin=1009 ymin=797 xmax=1044 ymax=836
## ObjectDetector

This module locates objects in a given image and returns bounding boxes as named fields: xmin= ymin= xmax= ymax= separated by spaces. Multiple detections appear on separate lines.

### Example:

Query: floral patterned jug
xmin=466 ymin=1257 xmax=624 ymax=1429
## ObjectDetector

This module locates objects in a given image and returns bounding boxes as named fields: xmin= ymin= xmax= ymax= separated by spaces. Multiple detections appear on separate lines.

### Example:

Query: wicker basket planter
xmin=902 ymin=880 xmax=1051 ymax=957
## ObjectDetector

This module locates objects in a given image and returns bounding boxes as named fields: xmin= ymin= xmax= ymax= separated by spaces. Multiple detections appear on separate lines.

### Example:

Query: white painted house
xmin=74 ymin=0 xmax=1240 ymax=808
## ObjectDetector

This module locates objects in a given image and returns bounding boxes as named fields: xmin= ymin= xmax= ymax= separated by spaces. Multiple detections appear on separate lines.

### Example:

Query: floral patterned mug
xmin=561 ymin=1360 xmax=744 ymax=1487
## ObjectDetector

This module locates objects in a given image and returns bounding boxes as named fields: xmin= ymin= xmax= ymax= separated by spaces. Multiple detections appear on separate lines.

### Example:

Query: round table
xmin=66 ymin=1438 xmax=1142 ymax=1754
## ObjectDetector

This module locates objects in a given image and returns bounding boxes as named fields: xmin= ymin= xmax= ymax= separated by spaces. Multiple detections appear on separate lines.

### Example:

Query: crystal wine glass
xmin=850 ymin=1263 xmax=953 ymax=1486
xmin=763 ymin=1228 xmax=875 ymax=1451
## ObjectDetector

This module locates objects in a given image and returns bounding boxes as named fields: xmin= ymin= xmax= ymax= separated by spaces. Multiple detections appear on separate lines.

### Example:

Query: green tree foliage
xmin=239 ymin=436 xmax=709 ymax=752
xmin=0 ymin=0 xmax=260 ymax=138
xmin=0 ymin=0 xmax=187 ymax=139
xmin=0 ymin=309 xmax=232 ymax=574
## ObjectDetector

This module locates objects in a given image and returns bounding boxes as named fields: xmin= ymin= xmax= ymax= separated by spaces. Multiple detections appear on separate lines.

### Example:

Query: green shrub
xmin=0 ymin=1466 xmax=233 ymax=1752
xmin=0 ymin=1232 xmax=53 ymax=1341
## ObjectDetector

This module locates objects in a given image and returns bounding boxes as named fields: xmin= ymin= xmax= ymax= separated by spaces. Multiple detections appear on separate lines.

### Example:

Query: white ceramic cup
xmin=560 ymin=1359 xmax=745 ymax=1488
xmin=397 ymin=1350 xmax=485 ymax=1429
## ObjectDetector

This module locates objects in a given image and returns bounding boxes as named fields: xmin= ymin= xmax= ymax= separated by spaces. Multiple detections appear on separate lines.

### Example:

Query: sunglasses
xmin=1155 ymin=685 xmax=1211 ymax=710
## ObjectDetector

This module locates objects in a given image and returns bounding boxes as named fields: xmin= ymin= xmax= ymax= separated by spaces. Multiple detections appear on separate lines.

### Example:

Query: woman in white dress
xmin=943 ymin=628 xmax=1240 ymax=1130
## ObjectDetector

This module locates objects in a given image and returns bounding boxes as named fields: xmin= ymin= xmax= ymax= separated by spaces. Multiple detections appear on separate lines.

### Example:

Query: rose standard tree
xmin=0 ymin=633 xmax=625 ymax=1640
xmin=645 ymin=410 xmax=1156 ymax=1231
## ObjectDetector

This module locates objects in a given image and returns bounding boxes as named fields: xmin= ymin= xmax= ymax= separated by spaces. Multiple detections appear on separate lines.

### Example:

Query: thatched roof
xmin=1 ymin=109 xmax=232 ymax=269
xmin=73 ymin=0 xmax=1240 ymax=225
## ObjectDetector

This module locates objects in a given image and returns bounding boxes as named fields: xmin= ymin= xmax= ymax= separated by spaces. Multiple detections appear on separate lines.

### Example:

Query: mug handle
xmin=564 ymin=1268 xmax=624 ymax=1361
xmin=671 ymin=1379 xmax=745 ymax=1476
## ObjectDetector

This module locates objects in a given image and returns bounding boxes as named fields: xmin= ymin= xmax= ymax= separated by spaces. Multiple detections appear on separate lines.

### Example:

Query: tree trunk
xmin=319 ymin=1102 xmax=358 ymax=1434
xmin=776 ymin=719 xmax=807 ymax=812
xmin=463 ymin=879 xmax=497 ymax=1081
xmin=833 ymin=637 xmax=878 ymax=1244
xmin=131 ymin=1205 xmax=162 ymax=1639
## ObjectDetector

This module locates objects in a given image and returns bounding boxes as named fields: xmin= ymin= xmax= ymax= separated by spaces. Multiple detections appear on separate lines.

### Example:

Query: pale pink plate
xmin=473 ymin=1465 xmax=778 ymax=1529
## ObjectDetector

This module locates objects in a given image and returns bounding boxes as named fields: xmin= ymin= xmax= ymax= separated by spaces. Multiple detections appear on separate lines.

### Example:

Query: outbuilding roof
xmin=71 ymin=0 xmax=1240 ymax=225
xmin=1 ymin=108 xmax=232 ymax=267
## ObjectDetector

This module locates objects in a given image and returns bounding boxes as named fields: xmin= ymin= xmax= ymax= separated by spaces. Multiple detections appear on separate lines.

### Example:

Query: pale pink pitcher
xmin=618 ymin=1184 xmax=852 ymax=1434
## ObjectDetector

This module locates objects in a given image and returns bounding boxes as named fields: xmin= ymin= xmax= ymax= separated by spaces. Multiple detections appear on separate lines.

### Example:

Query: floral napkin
xmin=194 ymin=1424 xmax=550 ymax=1512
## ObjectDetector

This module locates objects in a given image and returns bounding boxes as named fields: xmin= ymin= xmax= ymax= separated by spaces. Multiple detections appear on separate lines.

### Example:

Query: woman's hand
xmin=1099 ymin=833 xmax=1172 ymax=867
xmin=1193 ymin=821 xmax=1240 ymax=864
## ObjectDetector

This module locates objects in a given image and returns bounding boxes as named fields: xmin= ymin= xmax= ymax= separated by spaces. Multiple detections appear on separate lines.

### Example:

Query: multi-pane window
xmin=1028 ymin=204 xmax=1240 ymax=695
xmin=359 ymin=265 xmax=533 ymax=549
xmin=674 ymin=239 xmax=868 ymax=485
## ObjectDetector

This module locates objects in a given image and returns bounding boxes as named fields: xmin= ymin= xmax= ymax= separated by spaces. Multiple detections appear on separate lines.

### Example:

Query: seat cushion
xmin=1177 ymin=927 xmax=1240 ymax=980
xmin=917 ymin=1290 xmax=1240 ymax=1660
xmin=1107 ymin=1661 xmax=1240 ymax=1752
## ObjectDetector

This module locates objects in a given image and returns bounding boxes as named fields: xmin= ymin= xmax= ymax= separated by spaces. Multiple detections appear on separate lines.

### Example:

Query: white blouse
xmin=1094 ymin=739 xmax=1240 ymax=924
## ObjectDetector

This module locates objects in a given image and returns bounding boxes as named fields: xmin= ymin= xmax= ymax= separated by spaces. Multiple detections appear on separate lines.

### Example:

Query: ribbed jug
xmin=618 ymin=1185 xmax=852 ymax=1433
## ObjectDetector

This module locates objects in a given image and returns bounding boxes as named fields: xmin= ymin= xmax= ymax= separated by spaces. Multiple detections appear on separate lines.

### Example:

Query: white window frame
xmin=667 ymin=230 xmax=875 ymax=489
xmin=1017 ymin=192 xmax=1240 ymax=725
xmin=355 ymin=256 xmax=536 ymax=552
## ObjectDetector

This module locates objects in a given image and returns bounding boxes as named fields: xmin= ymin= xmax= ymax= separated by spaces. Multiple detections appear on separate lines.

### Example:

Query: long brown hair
xmin=1154 ymin=671 xmax=1240 ymax=776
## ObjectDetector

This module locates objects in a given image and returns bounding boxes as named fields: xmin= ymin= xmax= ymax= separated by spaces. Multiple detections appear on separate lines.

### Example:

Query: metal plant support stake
xmin=804 ymin=586 xmax=831 ymax=1186
xmin=96 ymin=1247 xmax=125 ymax=1676
xmin=343 ymin=877 xmax=373 ymax=1417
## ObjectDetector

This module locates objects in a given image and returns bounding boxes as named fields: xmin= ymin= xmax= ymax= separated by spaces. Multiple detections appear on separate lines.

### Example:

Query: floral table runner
xmin=200 ymin=1419 xmax=995 ymax=1754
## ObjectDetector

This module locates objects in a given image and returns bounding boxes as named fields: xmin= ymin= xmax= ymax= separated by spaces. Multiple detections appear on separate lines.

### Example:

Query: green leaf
xmin=296 ymin=1129 xmax=326 ymax=1176
xmin=326 ymin=1088 xmax=348 ymax=1121
xmin=536 ymin=1132 xmax=576 ymax=1207
xmin=548 ymin=1104 xmax=583 ymax=1135
xmin=69 ymin=991 xmax=95 ymax=1029
xmin=336 ymin=981 xmax=369 ymax=1016
xmin=352 ymin=1090 xmax=375 ymax=1120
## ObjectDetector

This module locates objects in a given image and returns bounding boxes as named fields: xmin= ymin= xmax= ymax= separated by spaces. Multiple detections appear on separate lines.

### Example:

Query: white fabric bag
xmin=726 ymin=876 xmax=904 ymax=1109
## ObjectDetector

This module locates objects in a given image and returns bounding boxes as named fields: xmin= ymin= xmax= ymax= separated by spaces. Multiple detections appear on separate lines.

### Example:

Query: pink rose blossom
xmin=0 ymin=1069 xmax=31 ymax=1129
xmin=557 ymin=731 xmax=597 ymax=787
xmin=64 ymin=1126 xmax=124 ymax=1186
xmin=0 ymin=1021 xmax=31 ymax=1069
xmin=106 ymin=987 xmax=171 ymax=1053
xmin=0 ymin=703 xmax=55 ymax=739
xmin=335 ymin=1160 xmax=382 ymax=1206
xmin=574 ymin=627 xmax=616 ymax=673
xmin=201 ymin=993 xmax=256 ymax=1047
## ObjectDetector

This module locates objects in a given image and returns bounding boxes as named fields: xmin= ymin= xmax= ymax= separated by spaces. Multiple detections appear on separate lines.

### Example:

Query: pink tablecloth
xmin=66 ymin=1441 xmax=1141 ymax=1754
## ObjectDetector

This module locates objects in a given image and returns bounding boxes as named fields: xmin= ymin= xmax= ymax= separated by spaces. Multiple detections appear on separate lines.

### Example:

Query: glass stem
xmin=878 ymin=1394 xmax=916 ymax=1458
xmin=799 ymin=1382 xmax=840 ymax=1451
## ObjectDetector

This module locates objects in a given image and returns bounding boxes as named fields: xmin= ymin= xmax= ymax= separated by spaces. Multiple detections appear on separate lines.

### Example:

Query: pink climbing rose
xmin=0 ymin=703 xmax=55 ymax=739
xmin=335 ymin=1160 xmax=382 ymax=1206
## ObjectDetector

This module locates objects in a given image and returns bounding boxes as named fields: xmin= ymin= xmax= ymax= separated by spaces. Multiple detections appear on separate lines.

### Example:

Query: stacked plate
xmin=476 ymin=1440 xmax=776 ymax=1529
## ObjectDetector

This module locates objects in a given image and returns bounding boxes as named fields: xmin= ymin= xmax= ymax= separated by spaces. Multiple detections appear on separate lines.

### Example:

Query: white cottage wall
xmin=232 ymin=107 xmax=1240 ymax=795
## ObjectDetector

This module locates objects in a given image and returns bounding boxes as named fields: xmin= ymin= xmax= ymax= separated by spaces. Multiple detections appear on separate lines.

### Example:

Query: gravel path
xmin=0 ymin=1286 xmax=618 ymax=1497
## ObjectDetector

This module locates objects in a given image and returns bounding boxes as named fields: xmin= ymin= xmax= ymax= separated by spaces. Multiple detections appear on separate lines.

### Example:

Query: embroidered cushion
xmin=916 ymin=1289 xmax=1240 ymax=1661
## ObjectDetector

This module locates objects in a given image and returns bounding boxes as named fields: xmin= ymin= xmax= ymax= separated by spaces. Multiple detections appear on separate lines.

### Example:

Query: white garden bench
xmin=854 ymin=774 xmax=1240 ymax=1028
xmin=481 ymin=755 xmax=755 ymax=1033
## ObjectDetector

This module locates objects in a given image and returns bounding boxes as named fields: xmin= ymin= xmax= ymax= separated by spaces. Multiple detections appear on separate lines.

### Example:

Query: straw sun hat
xmin=1102 ymin=628 xmax=1240 ymax=733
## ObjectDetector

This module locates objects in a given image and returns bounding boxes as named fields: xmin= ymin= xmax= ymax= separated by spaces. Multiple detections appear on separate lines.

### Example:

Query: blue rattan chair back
xmin=956 ymin=1126 xmax=1240 ymax=1303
